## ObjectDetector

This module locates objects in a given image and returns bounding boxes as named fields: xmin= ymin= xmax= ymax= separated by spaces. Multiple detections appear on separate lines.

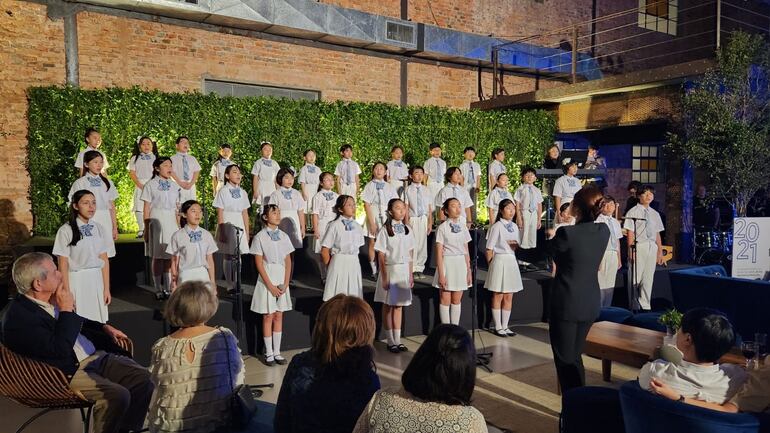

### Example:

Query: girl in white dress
xmin=488 ymin=147 xmax=507 ymax=192
xmin=595 ymin=196 xmax=623 ymax=307
xmin=298 ymin=149 xmax=321 ymax=212
xmin=484 ymin=199 xmax=524 ymax=337
xmin=485 ymin=172 xmax=513 ymax=223
xmin=321 ymin=195 xmax=365 ymax=301
xmin=53 ymin=189 xmax=111 ymax=323
xmin=386 ymin=145 xmax=409 ymax=197
xmin=209 ymin=143 xmax=234 ymax=198
xmin=403 ymin=166 xmax=433 ymax=276
xmin=142 ymin=156 xmax=182 ymax=298
xmin=250 ymin=204 xmax=295 ymax=366
xmin=434 ymin=167 xmax=473 ymax=225
xmin=68 ymin=150 xmax=118 ymax=258
xmin=311 ymin=172 xmax=338 ymax=280
xmin=127 ymin=136 xmax=157 ymax=237
xmin=167 ymin=200 xmax=218 ymax=291
xmin=214 ymin=165 xmax=251 ymax=293
xmin=363 ymin=162 xmax=398 ymax=276
xmin=251 ymin=141 xmax=280 ymax=207
xmin=433 ymin=198 xmax=472 ymax=325
xmin=375 ymin=198 xmax=414 ymax=353
xmin=268 ymin=168 xmax=306 ymax=250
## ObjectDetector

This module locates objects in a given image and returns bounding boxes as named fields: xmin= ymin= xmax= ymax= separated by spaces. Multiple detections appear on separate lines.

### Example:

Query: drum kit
xmin=694 ymin=229 xmax=733 ymax=268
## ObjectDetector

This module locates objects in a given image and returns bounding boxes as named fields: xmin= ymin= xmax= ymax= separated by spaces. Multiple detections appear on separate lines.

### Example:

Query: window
xmin=632 ymin=143 xmax=663 ymax=183
xmin=203 ymin=79 xmax=320 ymax=101
xmin=638 ymin=0 xmax=677 ymax=36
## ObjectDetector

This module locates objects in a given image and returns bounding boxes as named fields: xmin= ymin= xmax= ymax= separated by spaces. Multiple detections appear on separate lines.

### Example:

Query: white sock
xmin=135 ymin=212 xmax=144 ymax=232
xmin=439 ymin=305 xmax=450 ymax=324
xmin=273 ymin=332 xmax=282 ymax=356
xmin=492 ymin=308 xmax=502 ymax=331
xmin=385 ymin=328 xmax=395 ymax=346
xmin=370 ymin=260 xmax=378 ymax=274
xmin=223 ymin=259 xmax=233 ymax=289
xmin=264 ymin=337 xmax=274 ymax=357
xmin=450 ymin=304 xmax=461 ymax=325
xmin=393 ymin=329 xmax=401 ymax=345
xmin=502 ymin=309 xmax=512 ymax=330
xmin=164 ymin=272 xmax=172 ymax=291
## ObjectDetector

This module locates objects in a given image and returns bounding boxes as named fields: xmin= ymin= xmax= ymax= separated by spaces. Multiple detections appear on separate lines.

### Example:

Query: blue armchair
xmin=560 ymin=386 xmax=624 ymax=433
xmin=619 ymin=381 xmax=762 ymax=433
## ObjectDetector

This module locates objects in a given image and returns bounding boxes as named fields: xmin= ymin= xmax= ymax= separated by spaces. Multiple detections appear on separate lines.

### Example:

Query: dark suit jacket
xmin=0 ymin=295 xmax=129 ymax=377
xmin=549 ymin=221 xmax=611 ymax=322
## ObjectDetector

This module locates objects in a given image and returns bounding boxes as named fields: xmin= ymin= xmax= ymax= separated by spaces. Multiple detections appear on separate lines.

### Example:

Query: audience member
xmin=275 ymin=294 xmax=380 ymax=433
xmin=543 ymin=144 xmax=563 ymax=169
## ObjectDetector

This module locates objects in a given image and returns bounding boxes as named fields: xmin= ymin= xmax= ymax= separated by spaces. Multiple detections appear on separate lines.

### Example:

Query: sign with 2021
xmin=731 ymin=217 xmax=770 ymax=280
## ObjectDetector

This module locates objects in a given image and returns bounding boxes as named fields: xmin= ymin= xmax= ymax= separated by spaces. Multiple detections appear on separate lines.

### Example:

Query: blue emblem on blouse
xmin=87 ymin=176 xmax=102 ymax=187
xmin=341 ymin=219 xmax=355 ymax=231
xmin=393 ymin=223 xmax=405 ymax=234
xmin=450 ymin=222 xmax=462 ymax=233
xmin=307 ymin=165 xmax=317 ymax=173
xmin=230 ymin=188 xmax=242 ymax=199
xmin=158 ymin=179 xmax=171 ymax=191
xmin=267 ymin=229 xmax=281 ymax=241
xmin=262 ymin=159 xmax=273 ymax=167
xmin=323 ymin=192 xmax=335 ymax=201
xmin=281 ymin=189 xmax=293 ymax=200
xmin=188 ymin=230 xmax=202 ymax=243
xmin=79 ymin=224 xmax=94 ymax=237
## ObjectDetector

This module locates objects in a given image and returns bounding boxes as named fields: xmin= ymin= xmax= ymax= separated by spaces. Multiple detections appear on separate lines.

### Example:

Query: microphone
xmin=232 ymin=225 xmax=244 ymax=233
xmin=621 ymin=217 xmax=647 ymax=221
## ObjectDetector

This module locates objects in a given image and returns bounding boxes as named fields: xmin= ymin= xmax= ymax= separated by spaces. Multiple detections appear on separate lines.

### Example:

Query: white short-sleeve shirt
xmin=514 ymin=184 xmax=544 ymax=212
xmin=404 ymin=184 xmax=432 ymax=217
xmin=249 ymin=228 xmax=295 ymax=264
xmin=334 ymin=159 xmax=362 ymax=186
xmin=127 ymin=154 xmax=156 ymax=181
xmin=75 ymin=147 xmax=109 ymax=171
xmin=68 ymin=175 xmax=119 ymax=210
xmin=362 ymin=180 xmax=398 ymax=218
xmin=488 ymin=160 xmax=506 ymax=184
xmin=320 ymin=217 xmax=365 ymax=255
xmin=251 ymin=158 xmax=281 ymax=183
xmin=623 ymin=204 xmax=664 ymax=244
xmin=435 ymin=219 xmax=471 ymax=257
xmin=374 ymin=224 xmax=415 ymax=265
xmin=386 ymin=160 xmax=410 ymax=183
xmin=141 ymin=177 xmax=181 ymax=211
xmin=435 ymin=184 xmax=473 ymax=210
xmin=209 ymin=158 xmax=235 ymax=184
xmin=311 ymin=189 xmax=339 ymax=220
xmin=485 ymin=187 xmax=514 ymax=211
xmin=596 ymin=214 xmax=623 ymax=252
xmin=166 ymin=227 xmax=218 ymax=271
xmin=52 ymin=220 xmax=109 ymax=271
xmin=213 ymin=183 xmax=251 ymax=212
xmin=486 ymin=219 xmax=520 ymax=255
xmin=460 ymin=160 xmax=481 ymax=188
xmin=170 ymin=152 xmax=202 ymax=182
xmin=268 ymin=187 xmax=306 ymax=212
xmin=298 ymin=164 xmax=321 ymax=186
xmin=553 ymin=175 xmax=582 ymax=203
xmin=423 ymin=157 xmax=446 ymax=184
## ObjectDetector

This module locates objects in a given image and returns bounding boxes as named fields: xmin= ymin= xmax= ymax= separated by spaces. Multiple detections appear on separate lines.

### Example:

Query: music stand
xmin=470 ymin=226 xmax=493 ymax=372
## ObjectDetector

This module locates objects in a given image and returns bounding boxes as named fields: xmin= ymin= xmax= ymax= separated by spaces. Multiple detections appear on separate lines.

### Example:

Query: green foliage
xmin=27 ymin=86 xmax=556 ymax=235
xmin=658 ymin=309 xmax=683 ymax=331
xmin=667 ymin=31 xmax=770 ymax=216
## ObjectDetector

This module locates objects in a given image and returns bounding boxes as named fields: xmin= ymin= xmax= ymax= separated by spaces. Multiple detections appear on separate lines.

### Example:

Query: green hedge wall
xmin=27 ymin=86 xmax=556 ymax=236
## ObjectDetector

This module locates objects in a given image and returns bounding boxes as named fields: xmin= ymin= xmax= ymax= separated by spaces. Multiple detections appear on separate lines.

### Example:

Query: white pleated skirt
xmin=427 ymin=181 xmax=443 ymax=204
xmin=520 ymin=209 xmax=539 ymax=249
xmin=598 ymin=249 xmax=620 ymax=290
xmin=92 ymin=209 xmax=116 ymax=258
xmin=178 ymin=266 xmax=210 ymax=286
xmin=301 ymin=184 xmax=317 ymax=212
xmin=374 ymin=263 xmax=412 ymax=306
xmin=146 ymin=208 xmax=178 ymax=259
xmin=339 ymin=183 xmax=357 ymax=199
xmin=323 ymin=254 xmax=362 ymax=301
xmin=251 ymin=263 xmax=293 ymax=314
xmin=313 ymin=216 xmax=335 ymax=254
xmin=279 ymin=211 xmax=304 ymax=249
xmin=70 ymin=267 xmax=108 ymax=323
xmin=433 ymin=255 xmax=470 ymax=292
xmin=179 ymin=185 xmax=197 ymax=203
xmin=216 ymin=211 xmax=249 ymax=255
xmin=258 ymin=181 xmax=276 ymax=206
xmin=484 ymin=254 xmax=524 ymax=293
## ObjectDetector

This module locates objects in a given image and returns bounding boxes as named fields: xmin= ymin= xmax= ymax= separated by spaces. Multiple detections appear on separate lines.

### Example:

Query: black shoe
xmin=397 ymin=344 xmax=408 ymax=352
xmin=155 ymin=290 xmax=170 ymax=300
xmin=495 ymin=329 xmax=509 ymax=338
xmin=264 ymin=355 xmax=276 ymax=366
xmin=387 ymin=345 xmax=401 ymax=353
xmin=274 ymin=355 xmax=288 ymax=365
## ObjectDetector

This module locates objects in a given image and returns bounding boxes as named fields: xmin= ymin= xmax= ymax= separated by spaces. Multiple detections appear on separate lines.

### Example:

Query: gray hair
xmin=164 ymin=281 xmax=219 ymax=327
xmin=12 ymin=252 xmax=54 ymax=295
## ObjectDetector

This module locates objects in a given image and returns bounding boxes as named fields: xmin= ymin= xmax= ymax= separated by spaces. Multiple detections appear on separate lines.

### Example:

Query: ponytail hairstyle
xmin=570 ymin=186 xmax=604 ymax=223
xmin=83 ymin=150 xmax=111 ymax=191
xmin=179 ymin=200 xmax=200 ymax=228
xmin=84 ymin=127 xmax=99 ymax=143
xmin=261 ymin=204 xmax=280 ymax=226
xmin=443 ymin=167 xmax=461 ymax=184
xmin=384 ymin=198 xmax=410 ymax=237
xmin=441 ymin=197 xmax=460 ymax=218
xmin=224 ymin=164 xmax=242 ymax=185
xmin=68 ymin=190 xmax=96 ymax=247
xmin=332 ymin=195 xmax=354 ymax=221
xmin=318 ymin=172 xmax=334 ymax=192
xmin=132 ymin=136 xmax=158 ymax=163
xmin=494 ymin=199 xmax=515 ymax=224
xmin=152 ymin=156 xmax=172 ymax=179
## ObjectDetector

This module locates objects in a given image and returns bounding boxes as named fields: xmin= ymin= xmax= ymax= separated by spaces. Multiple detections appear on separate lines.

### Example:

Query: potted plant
xmin=659 ymin=309 xmax=683 ymax=337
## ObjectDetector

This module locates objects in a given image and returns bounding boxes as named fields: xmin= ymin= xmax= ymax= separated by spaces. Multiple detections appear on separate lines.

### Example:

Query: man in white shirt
xmin=640 ymin=308 xmax=746 ymax=404
xmin=1 ymin=253 xmax=153 ymax=433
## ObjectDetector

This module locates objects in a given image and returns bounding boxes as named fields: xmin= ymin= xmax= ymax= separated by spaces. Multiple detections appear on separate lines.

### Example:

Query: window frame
xmin=638 ymin=0 xmax=678 ymax=36
xmin=631 ymin=143 xmax=664 ymax=184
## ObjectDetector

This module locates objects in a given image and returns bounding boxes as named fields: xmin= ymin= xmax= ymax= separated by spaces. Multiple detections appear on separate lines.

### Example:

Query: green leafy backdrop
xmin=27 ymin=86 xmax=556 ymax=236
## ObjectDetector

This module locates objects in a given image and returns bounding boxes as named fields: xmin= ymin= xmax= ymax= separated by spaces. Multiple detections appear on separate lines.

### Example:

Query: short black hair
xmin=680 ymin=308 xmax=735 ymax=363
xmin=638 ymin=184 xmax=655 ymax=196
xmin=220 ymin=143 xmax=231 ymax=149
xmin=463 ymin=146 xmax=476 ymax=153
xmin=401 ymin=324 xmax=476 ymax=405
xmin=429 ymin=142 xmax=441 ymax=150
xmin=84 ymin=127 xmax=99 ymax=141
xmin=521 ymin=166 xmax=536 ymax=176
xmin=339 ymin=143 xmax=353 ymax=153
xmin=562 ymin=161 xmax=578 ymax=174
xmin=627 ymin=180 xmax=642 ymax=192
xmin=589 ymin=143 xmax=599 ymax=151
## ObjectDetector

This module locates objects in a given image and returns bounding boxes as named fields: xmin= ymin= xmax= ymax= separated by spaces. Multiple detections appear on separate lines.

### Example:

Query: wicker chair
xmin=0 ymin=338 xmax=134 ymax=433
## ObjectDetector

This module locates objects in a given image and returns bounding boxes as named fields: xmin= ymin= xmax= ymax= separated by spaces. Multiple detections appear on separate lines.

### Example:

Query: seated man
xmin=1 ymin=252 xmax=153 ymax=433
xmin=639 ymin=308 xmax=747 ymax=404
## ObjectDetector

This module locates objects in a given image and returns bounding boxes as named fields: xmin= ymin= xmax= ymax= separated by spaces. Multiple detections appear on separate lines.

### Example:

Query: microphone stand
xmin=232 ymin=225 xmax=247 ymax=355
xmin=469 ymin=196 xmax=493 ymax=371
xmin=622 ymin=217 xmax=644 ymax=314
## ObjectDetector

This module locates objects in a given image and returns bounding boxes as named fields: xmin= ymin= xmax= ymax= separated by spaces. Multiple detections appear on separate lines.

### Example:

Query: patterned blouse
xmin=353 ymin=388 xmax=488 ymax=433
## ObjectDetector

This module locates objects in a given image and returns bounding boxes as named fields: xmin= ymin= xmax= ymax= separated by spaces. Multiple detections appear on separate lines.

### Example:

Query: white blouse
xmin=311 ymin=189 xmax=339 ymax=220
xmin=127 ymin=153 xmax=156 ymax=181
xmin=52 ymin=220 xmax=109 ymax=271
xmin=141 ymin=178 xmax=181 ymax=211
xmin=166 ymin=227 xmax=218 ymax=271
xmin=435 ymin=184 xmax=473 ymax=213
xmin=334 ymin=159 xmax=362 ymax=186
xmin=423 ymin=157 xmax=446 ymax=184
xmin=170 ymin=152 xmax=201 ymax=182
xmin=488 ymin=160 xmax=506 ymax=183
xmin=209 ymin=158 xmax=235 ymax=184
xmin=75 ymin=147 xmax=109 ymax=171
xmin=268 ymin=187 xmax=306 ymax=212
xmin=251 ymin=158 xmax=281 ymax=183
xmin=435 ymin=219 xmax=471 ymax=257
xmin=404 ymin=183 xmax=432 ymax=217
xmin=374 ymin=224 xmax=415 ymax=265
xmin=321 ymin=218 xmax=365 ymax=255
xmin=213 ymin=183 xmax=250 ymax=212
xmin=386 ymin=160 xmax=409 ymax=183
xmin=68 ymin=175 xmax=119 ymax=210
xmin=514 ymin=184 xmax=543 ymax=211
xmin=485 ymin=187 xmax=513 ymax=211
xmin=596 ymin=214 xmax=623 ymax=252
xmin=460 ymin=160 xmax=481 ymax=188
xmin=362 ymin=180 xmax=398 ymax=218
xmin=486 ymin=219 xmax=520 ymax=255
xmin=553 ymin=175 xmax=582 ymax=203
xmin=298 ymin=164 xmax=321 ymax=186
xmin=249 ymin=229 xmax=295 ymax=264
